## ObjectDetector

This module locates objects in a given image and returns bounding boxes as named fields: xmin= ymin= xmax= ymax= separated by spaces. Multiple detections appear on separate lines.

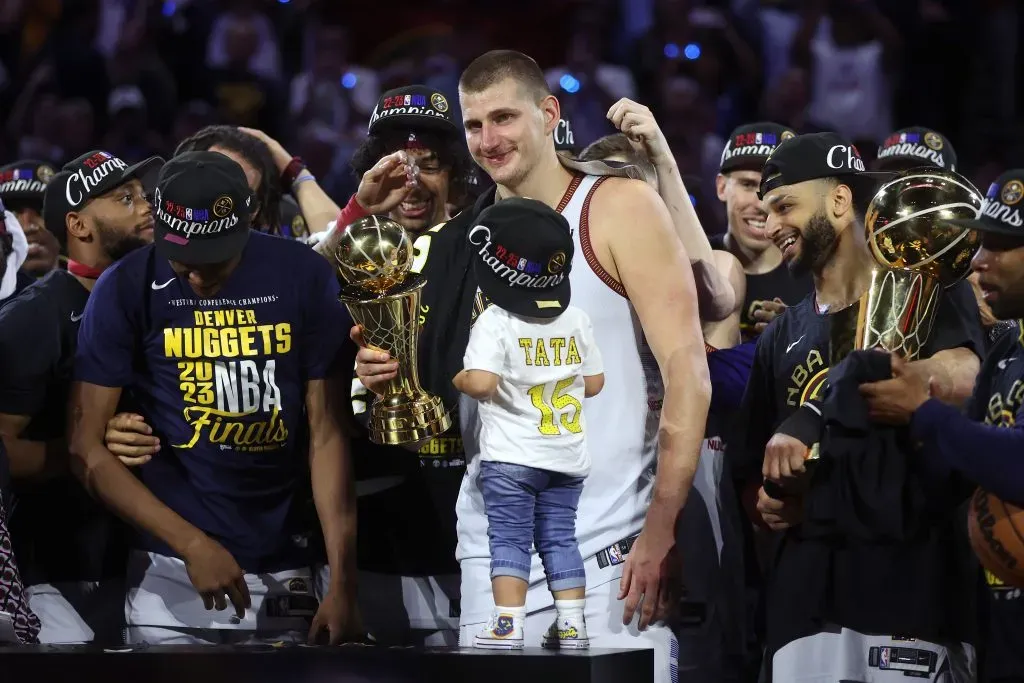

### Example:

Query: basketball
xmin=865 ymin=168 xmax=983 ymax=286
xmin=967 ymin=488 xmax=1024 ymax=588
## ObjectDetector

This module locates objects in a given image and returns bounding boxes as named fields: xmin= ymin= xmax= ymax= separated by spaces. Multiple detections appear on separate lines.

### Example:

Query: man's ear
xmin=65 ymin=212 xmax=91 ymax=242
xmin=830 ymin=183 xmax=854 ymax=221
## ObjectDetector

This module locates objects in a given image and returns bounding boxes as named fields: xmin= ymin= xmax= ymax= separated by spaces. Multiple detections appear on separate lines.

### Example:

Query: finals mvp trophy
xmin=807 ymin=167 xmax=984 ymax=462
xmin=333 ymin=216 xmax=452 ymax=445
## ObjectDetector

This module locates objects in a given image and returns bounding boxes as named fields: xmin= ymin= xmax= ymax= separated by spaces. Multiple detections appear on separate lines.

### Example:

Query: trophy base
xmin=369 ymin=393 xmax=453 ymax=446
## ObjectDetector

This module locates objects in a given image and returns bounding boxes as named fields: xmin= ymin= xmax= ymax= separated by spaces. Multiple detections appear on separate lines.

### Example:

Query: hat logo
xmin=924 ymin=132 xmax=943 ymax=151
xmin=36 ymin=165 xmax=54 ymax=183
xmin=212 ymin=195 xmax=234 ymax=218
xmin=547 ymin=251 xmax=566 ymax=274
xmin=780 ymin=130 xmax=795 ymax=141
xmin=430 ymin=93 xmax=449 ymax=113
xmin=1001 ymin=180 xmax=1023 ymax=206
xmin=826 ymin=144 xmax=865 ymax=172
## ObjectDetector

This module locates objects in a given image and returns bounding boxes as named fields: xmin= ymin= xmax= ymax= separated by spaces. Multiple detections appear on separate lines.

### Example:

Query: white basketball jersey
xmin=456 ymin=174 xmax=662 ymax=578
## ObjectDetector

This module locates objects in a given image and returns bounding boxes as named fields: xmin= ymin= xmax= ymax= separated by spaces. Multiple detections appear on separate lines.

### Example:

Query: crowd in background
xmin=0 ymin=0 xmax=1019 ymax=236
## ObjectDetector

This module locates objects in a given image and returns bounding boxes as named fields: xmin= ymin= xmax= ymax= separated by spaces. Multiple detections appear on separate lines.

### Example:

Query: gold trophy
xmin=830 ymin=167 xmax=984 ymax=364
xmin=801 ymin=168 xmax=984 ymax=463
xmin=332 ymin=216 xmax=452 ymax=445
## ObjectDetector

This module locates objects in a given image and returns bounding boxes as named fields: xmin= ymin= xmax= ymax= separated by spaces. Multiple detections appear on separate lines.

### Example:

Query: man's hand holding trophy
xmin=332 ymin=216 xmax=452 ymax=445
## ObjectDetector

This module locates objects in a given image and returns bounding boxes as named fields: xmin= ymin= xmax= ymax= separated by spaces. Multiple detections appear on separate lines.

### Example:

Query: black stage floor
xmin=0 ymin=644 xmax=654 ymax=683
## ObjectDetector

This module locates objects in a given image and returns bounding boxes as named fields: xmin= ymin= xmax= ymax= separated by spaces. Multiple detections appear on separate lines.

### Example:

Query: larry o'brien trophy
xmin=332 ymin=216 xmax=452 ymax=445
xmin=807 ymin=167 xmax=984 ymax=462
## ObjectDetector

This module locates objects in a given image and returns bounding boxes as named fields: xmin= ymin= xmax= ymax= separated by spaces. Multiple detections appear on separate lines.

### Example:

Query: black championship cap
xmin=153 ymin=151 xmax=254 ymax=264
xmin=876 ymin=127 xmax=957 ymax=172
xmin=469 ymin=197 xmax=573 ymax=319
xmin=719 ymin=122 xmax=796 ymax=174
xmin=0 ymin=160 xmax=57 ymax=204
xmin=368 ymin=85 xmax=459 ymax=136
xmin=759 ymin=131 xmax=867 ymax=199
xmin=948 ymin=169 xmax=1024 ymax=237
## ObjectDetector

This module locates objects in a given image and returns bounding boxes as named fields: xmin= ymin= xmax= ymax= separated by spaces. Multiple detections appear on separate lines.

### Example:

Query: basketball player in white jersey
xmin=353 ymin=50 xmax=710 ymax=683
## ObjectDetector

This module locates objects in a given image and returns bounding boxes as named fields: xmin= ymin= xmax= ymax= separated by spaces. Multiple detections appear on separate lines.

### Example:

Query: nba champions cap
xmin=875 ymin=127 xmax=957 ymax=172
xmin=368 ymin=85 xmax=458 ymax=136
xmin=720 ymin=122 xmax=796 ymax=174
xmin=469 ymin=198 xmax=573 ymax=319
xmin=0 ymin=160 xmax=57 ymax=204
xmin=758 ymin=131 xmax=868 ymax=199
xmin=948 ymin=170 xmax=1024 ymax=237
xmin=153 ymin=151 xmax=254 ymax=264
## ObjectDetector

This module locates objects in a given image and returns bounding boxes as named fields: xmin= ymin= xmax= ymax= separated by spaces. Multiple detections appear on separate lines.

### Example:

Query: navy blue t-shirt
xmin=74 ymin=231 xmax=350 ymax=572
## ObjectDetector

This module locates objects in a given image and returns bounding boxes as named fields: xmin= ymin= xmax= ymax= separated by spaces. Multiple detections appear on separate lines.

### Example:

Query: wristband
xmin=280 ymin=156 xmax=306 ymax=190
xmin=292 ymin=174 xmax=316 ymax=189
xmin=338 ymin=194 xmax=370 ymax=230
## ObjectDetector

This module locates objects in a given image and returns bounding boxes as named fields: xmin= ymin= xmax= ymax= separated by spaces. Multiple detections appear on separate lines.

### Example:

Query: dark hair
xmin=578 ymin=133 xmax=657 ymax=184
xmin=174 ymin=125 xmax=282 ymax=234
xmin=459 ymin=50 xmax=551 ymax=103
xmin=350 ymin=128 xmax=475 ymax=208
xmin=822 ymin=176 xmax=876 ymax=219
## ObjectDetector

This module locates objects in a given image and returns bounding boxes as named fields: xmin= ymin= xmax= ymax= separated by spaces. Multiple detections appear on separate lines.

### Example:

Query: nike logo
xmin=70 ymin=311 xmax=83 ymax=323
xmin=151 ymin=278 xmax=174 ymax=290
xmin=998 ymin=357 xmax=1017 ymax=370
xmin=786 ymin=335 xmax=806 ymax=354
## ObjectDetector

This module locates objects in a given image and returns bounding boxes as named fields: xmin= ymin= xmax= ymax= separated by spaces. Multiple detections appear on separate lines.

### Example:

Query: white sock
xmin=554 ymin=598 xmax=585 ymax=618
xmin=494 ymin=605 xmax=526 ymax=618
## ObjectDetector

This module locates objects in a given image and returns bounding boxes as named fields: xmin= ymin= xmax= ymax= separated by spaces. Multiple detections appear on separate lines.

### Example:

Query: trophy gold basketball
xmin=332 ymin=216 xmax=452 ymax=445
xmin=829 ymin=167 xmax=984 ymax=364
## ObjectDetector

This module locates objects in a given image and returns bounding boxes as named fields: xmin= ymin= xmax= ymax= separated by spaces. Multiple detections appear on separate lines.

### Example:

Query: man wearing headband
xmin=68 ymin=151 xmax=359 ymax=646
xmin=0 ymin=160 xmax=60 ymax=277
xmin=0 ymin=149 xmax=162 ymax=643
xmin=733 ymin=132 xmax=985 ymax=680
xmin=860 ymin=169 xmax=1024 ymax=681
xmin=321 ymin=85 xmax=476 ymax=647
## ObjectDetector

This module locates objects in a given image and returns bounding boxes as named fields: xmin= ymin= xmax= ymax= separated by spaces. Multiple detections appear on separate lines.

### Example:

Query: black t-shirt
xmin=967 ymin=322 xmax=1024 ymax=680
xmin=351 ymin=380 xmax=464 ymax=577
xmin=708 ymin=233 xmax=812 ymax=342
xmin=733 ymin=279 xmax=987 ymax=482
xmin=0 ymin=270 xmax=131 ymax=584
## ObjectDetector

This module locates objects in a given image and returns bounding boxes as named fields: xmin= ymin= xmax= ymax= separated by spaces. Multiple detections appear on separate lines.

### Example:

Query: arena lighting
xmin=684 ymin=43 xmax=701 ymax=60
xmin=559 ymin=74 xmax=581 ymax=94
xmin=664 ymin=43 xmax=680 ymax=59
xmin=162 ymin=1 xmax=176 ymax=16
xmin=341 ymin=72 xmax=358 ymax=89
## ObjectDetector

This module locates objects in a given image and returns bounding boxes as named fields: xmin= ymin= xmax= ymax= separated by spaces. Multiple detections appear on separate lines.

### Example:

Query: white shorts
xmin=26 ymin=580 xmax=125 ymax=645
xmin=124 ymin=551 xmax=321 ymax=645
xmin=458 ymin=553 xmax=680 ymax=683
xmin=315 ymin=567 xmax=459 ymax=646
xmin=773 ymin=625 xmax=976 ymax=682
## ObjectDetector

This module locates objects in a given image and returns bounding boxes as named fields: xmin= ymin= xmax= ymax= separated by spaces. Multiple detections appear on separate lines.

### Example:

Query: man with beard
xmin=737 ymin=132 xmax=986 ymax=681
xmin=0 ymin=160 xmax=60 ymax=278
xmin=352 ymin=51 xmax=710 ymax=683
xmin=710 ymin=123 xmax=812 ymax=341
xmin=0 ymin=150 xmax=163 ymax=643
xmin=318 ymin=84 xmax=476 ymax=646
xmin=860 ymin=169 xmax=1024 ymax=682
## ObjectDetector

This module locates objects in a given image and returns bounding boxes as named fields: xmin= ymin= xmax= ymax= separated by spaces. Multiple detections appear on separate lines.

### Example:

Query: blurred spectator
xmin=203 ymin=12 xmax=286 ymax=138
xmin=102 ymin=86 xmax=164 ymax=163
xmin=289 ymin=25 xmax=378 ymax=140
xmin=794 ymin=0 xmax=902 ymax=144
xmin=206 ymin=0 xmax=282 ymax=81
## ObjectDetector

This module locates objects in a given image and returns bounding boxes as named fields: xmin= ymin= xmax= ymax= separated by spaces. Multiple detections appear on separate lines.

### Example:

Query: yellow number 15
xmin=527 ymin=378 xmax=583 ymax=436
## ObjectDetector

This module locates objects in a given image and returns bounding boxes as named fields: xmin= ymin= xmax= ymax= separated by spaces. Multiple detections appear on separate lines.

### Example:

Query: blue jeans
xmin=478 ymin=461 xmax=586 ymax=592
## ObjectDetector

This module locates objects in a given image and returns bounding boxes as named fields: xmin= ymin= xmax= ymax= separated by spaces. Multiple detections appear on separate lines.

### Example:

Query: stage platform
xmin=0 ymin=644 xmax=654 ymax=683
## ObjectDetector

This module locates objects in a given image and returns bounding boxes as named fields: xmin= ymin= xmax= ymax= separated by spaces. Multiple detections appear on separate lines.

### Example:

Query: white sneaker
xmin=472 ymin=611 xmax=525 ymax=650
xmin=541 ymin=613 xmax=589 ymax=649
